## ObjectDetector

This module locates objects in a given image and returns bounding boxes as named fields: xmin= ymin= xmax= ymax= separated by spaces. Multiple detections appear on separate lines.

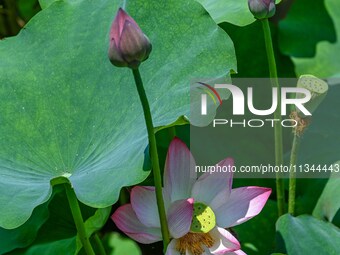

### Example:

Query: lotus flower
xmin=112 ymin=138 xmax=271 ymax=255
xmin=108 ymin=8 xmax=152 ymax=69
xmin=248 ymin=0 xmax=276 ymax=19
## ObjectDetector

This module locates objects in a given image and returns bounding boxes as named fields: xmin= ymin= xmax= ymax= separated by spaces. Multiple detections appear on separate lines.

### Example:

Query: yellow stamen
xmin=176 ymin=232 xmax=214 ymax=255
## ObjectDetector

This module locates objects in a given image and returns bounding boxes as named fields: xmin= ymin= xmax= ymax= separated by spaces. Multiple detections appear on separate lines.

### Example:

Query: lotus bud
xmin=248 ymin=0 xmax=276 ymax=19
xmin=108 ymin=8 xmax=152 ymax=69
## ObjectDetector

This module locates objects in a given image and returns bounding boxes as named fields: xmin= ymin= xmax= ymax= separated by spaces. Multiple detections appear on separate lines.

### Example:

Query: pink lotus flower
xmin=112 ymin=138 xmax=271 ymax=255
xmin=108 ymin=8 xmax=152 ymax=69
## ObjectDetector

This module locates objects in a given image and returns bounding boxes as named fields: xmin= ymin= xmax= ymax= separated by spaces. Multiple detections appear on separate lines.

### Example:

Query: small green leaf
xmin=76 ymin=207 xmax=111 ymax=253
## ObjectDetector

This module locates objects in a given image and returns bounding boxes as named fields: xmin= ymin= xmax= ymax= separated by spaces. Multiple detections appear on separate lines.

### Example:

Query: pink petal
xmin=227 ymin=250 xmax=247 ymax=255
xmin=164 ymin=138 xmax=197 ymax=202
xmin=215 ymin=186 xmax=272 ymax=228
xmin=108 ymin=38 xmax=126 ymax=67
xmin=117 ymin=8 xmax=141 ymax=34
xmin=111 ymin=204 xmax=162 ymax=244
xmin=119 ymin=21 xmax=148 ymax=62
xmin=110 ymin=8 xmax=140 ymax=42
xmin=167 ymin=198 xmax=194 ymax=238
xmin=191 ymin=158 xmax=234 ymax=210
xmin=131 ymin=186 xmax=160 ymax=228
xmin=163 ymin=187 xmax=172 ymax=210
xmin=110 ymin=9 xmax=123 ymax=43
xmin=165 ymin=239 xmax=181 ymax=255
xmin=208 ymin=227 xmax=240 ymax=254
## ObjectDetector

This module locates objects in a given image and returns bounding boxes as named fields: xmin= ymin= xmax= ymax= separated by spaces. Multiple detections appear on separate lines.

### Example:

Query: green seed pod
xmin=296 ymin=75 xmax=328 ymax=117
xmin=190 ymin=202 xmax=216 ymax=233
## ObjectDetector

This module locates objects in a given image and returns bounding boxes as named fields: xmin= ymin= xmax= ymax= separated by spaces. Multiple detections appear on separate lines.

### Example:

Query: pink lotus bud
xmin=108 ymin=8 xmax=152 ymax=69
xmin=248 ymin=0 xmax=276 ymax=19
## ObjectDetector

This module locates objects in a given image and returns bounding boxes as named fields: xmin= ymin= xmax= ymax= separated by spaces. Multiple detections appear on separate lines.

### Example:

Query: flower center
xmin=176 ymin=232 xmax=214 ymax=255
xmin=175 ymin=202 xmax=217 ymax=255
xmin=190 ymin=202 xmax=216 ymax=233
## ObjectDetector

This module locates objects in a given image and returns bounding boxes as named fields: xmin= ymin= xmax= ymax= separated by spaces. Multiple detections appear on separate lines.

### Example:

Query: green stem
xmin=261 ymin=19 xmax=285 ymax=217
xmin=288 ymin=132 xmax=301 ymax=215
xmin=94 ymin=233 xmax=107 ymax=255
xmin=132 ymin=68 xmax=171 ymax=249
xmin=64 ymin=184 xmax=95 ymax=255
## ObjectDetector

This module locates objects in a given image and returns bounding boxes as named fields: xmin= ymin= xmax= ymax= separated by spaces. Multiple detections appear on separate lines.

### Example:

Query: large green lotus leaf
xmin=313 ymin=170 xmax=340 ymax=223
xmin=293 ymin=0 xmax=340 ymax=77
xmin=196 ymin=0 xmax=281 ymax=26
xmin=276 ymin=214 xmax=340 ymax=254
xmin=278 ymin=0 xmax=336 ymax=58
xmin=0 ymin=0 xmax=236 ymax=229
